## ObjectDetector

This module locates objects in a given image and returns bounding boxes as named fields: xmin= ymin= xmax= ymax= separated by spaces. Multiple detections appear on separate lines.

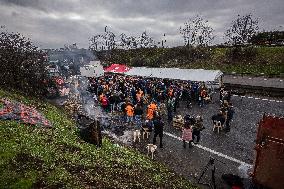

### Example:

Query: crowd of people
xmin=87 ymin=73 xmax=234 ymax=148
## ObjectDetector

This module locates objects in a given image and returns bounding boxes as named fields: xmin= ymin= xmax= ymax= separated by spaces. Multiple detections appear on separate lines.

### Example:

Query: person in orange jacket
xmin=125 ymin=103 xmax=134 ymax=125
xmin=147 ymin=107 xmax=154 ymax=120
xmin=149 ymin=101 xmax=157 ymax=111
xmin=146 ymin=101 xmax=157 ymax=120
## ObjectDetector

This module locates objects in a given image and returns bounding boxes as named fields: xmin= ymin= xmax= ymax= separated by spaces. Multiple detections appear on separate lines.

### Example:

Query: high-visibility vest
xmin=125 ymin=105 xmax=134 ymax=116
xmin=147 ymin=106 xmax=154 ymax=120
xmin=150 ymin=103 xmax=157 ymax=111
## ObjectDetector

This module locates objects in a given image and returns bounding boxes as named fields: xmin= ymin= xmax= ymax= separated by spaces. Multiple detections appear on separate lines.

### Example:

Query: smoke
xmin=68 ymin=75 xmax=134 ymax=144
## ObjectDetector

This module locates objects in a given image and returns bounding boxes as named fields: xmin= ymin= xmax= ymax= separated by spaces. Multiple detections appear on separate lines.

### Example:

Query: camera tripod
xmin=198 ymin=157 xmax=225 ymax=189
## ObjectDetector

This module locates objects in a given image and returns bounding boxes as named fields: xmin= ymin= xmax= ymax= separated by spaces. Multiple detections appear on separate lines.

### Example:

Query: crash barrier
xmin=224 ymin=83 xmax=284 ymax=97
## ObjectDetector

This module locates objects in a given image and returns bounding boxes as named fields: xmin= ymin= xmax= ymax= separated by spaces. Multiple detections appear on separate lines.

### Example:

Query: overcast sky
xmin=0 ymin=0 xmax=283 ymax=49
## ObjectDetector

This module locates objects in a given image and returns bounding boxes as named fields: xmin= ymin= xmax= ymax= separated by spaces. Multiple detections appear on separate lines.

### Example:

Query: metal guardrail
xmin=224 ymin=83 xmax=284 ymax=97
xmin=224 ymin=72 xmax=284 ymax=78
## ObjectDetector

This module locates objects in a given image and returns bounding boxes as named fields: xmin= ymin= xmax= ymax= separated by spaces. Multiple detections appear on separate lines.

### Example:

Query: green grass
xmin=0 ymin=89 xmax=197 ymax=189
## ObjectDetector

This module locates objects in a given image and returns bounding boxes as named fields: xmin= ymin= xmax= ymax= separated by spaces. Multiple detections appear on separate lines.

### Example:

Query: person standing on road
xmin=182 ymin=122 xmax=193 ymax=148
xmin=153 ymin=115 xmax=164 ymax=148
xmin=219 ymin=87 xmax=225 ymax=102
xmin=167 ymin=97 xmax=174 ymax=122
xmin=134 ymin=103 xmax=143 ymax=129
xmin=125 ymin=102 xmax=134 ymax=126
xmin=224 ymin=103 xmax=235 ymax=132
xmin=192 ymin=115 xmax=204 ymax=144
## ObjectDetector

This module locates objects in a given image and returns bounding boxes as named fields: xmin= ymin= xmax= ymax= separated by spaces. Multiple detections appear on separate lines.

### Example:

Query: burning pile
xmin=63 ymin=95 xmax=84 ymax=116
xmin=0 ymin=98 xmax=51 ymax=127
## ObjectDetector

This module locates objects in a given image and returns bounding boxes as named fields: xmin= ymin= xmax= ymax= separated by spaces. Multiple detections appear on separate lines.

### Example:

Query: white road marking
xmin=164 ymin=132 xmax=251 ymax=166
xmin=231 ymin=94 xmax=283 ymax=103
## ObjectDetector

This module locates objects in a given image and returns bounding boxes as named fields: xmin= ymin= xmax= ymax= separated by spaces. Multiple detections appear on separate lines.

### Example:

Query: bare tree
xmin=89 ymin=26 xmax=116 ymax=51
xmin=225 ymin=14 xmax=259 ymax=46
xmin=119 ymin=33 xmax=138 ymax=49
xmin=180 ymin=15 xmax=214 ymax=47
xmin=138 ymin=31 xmax=155 ymax=48
xmin=119 ymin=31 xmax=156 ymax=49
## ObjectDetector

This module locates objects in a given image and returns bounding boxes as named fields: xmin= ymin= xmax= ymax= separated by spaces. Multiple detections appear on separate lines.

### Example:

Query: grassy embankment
xmin=105 ymin=46 xmax=284 ymax=76
xmin=0 ymin=89 xmax=197 ymax=189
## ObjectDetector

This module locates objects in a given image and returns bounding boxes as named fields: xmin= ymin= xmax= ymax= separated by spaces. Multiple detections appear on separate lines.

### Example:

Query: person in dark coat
xmin=153 ymin=115 xmax=164 ymax=148
xmin=167 ymin=97 xmax=174 ymax=122
xmin=134 ymin=103 xmax=144 ymax=129
xmin=192 ymin=115 xmax=204 ymax=144
xmin=212 ymin=111 xmax=226 ymax=125
xmin=219 ymin=87 xmax=225 ymax=101
xmin=224 ymin=103 xmax=235 ymax=132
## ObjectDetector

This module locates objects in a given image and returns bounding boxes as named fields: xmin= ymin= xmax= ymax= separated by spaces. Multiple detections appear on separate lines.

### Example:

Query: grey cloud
xmin=0 ymin=0 xmax=46 ymax=11
xmin=0 ymin=0 xmax=283 ymax=48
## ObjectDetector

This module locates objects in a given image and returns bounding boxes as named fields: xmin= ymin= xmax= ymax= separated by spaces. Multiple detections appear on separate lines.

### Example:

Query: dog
xmin=146 ymin=144 xmax=157 ymax=159
xmin=141 ymin=127 xmax=151 ymax=139
xmin=142 ymin=120 xmax=152 ymax=139
xmin=133 ymin=130 xmax=141 ymax=142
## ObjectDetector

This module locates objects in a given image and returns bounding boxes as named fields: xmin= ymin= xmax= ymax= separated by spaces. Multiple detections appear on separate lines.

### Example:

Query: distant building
xmin=46 ymin=60 xmax=60 ymax=76
xmin=45 ymin=48 xmax=98 ymax=77
xmin=80 ymin=61 xmax=104 ymax=78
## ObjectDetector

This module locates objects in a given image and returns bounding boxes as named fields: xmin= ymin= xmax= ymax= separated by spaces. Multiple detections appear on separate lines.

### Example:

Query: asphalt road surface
xmin=131 ymin=93 xmax=284 ymax=188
